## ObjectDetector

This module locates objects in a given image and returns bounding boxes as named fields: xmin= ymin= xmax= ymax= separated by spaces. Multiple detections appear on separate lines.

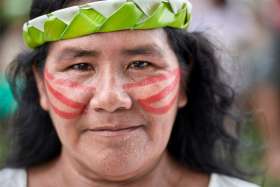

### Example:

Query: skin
xmin=31 ymin=29 xmax=209 ymax=187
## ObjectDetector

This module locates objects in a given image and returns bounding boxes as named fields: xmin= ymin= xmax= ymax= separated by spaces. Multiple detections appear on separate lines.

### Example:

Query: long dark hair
xmin=4 ymin=0 xmax=240 ymax=177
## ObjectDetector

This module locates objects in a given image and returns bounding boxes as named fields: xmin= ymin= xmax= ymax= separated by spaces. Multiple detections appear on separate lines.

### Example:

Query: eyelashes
xmin=64 ymin=60 xmax=155 ymax=74
xmin=69 ymin=63 xmax=94 ymax=71
xmin=126 ymin=61 xmax=153 ymax=70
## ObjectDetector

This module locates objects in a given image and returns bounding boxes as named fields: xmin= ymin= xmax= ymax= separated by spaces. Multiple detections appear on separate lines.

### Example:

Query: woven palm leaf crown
xmin=23 ymin=0 xmax=192 ymax=49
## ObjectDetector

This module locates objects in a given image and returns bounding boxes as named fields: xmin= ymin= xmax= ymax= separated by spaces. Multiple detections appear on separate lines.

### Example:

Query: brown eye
xmin=128 ymin=61 xmax=151 ymax=70
xmin=70 ymin=63 xmax=93 ymax=71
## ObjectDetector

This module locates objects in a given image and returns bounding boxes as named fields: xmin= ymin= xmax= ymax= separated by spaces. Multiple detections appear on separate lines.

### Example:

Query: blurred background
xmin=0 ymin=0 xmax=280 ymax=186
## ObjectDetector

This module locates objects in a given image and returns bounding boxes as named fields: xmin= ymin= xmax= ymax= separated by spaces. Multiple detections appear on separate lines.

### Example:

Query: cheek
xmin=44 ymin=69 xmax=96 ymax=119
xmin=44 ymin=67 xmax=180 ymax=120
xmin=124 ymin=68 xmax=180 ymax=115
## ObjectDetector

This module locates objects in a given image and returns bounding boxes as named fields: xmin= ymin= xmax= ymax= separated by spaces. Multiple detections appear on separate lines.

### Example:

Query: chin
xmin=75 ymin=135 xmax=164 ymax=181
xmin=84 ymin=152 xmax=159 ymax=182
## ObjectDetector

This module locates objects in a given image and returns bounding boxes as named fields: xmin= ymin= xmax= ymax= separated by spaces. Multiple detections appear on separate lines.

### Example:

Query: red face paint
xmin=45 ymin=70 xmax=95 ymax=92
xmin=44 ymin=67 xmax=180 ymax=119
xmin=123 ymin=68 xmax=181 ymax=115
xmin=123 ymin=74 xmax=168 ymax=90
xmin=137 ymin=74 xmax=179 ymax=103
xmin=50 ymin=102 xmax=83 ymax=119
xmin=45 ymin=81 xmax=85 ymax=110
xmin=44 ymin=69 xmax=95 ymax=119
xmin=123 ymin=68 xmax=179 ymax=90
xmin=138 ymin=93 xmax=179 ymax=114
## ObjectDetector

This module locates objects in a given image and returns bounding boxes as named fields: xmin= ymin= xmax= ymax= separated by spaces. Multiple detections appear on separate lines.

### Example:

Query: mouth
xmin=85 ymin=125 xmax=144 ymax=137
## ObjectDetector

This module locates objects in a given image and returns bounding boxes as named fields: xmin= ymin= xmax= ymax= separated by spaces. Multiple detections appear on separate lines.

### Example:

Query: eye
xmin=127 ymin=61 xmax=151 ymax=70
xmin=69 ymin=63 xmax=93 ymax=71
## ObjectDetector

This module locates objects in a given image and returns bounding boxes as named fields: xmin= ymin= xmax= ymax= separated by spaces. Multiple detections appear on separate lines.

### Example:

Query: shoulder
xmin=0 ymin=168 xmax=27 ymax=187
xmin=209 ymin=173 xmax=259 ymax=187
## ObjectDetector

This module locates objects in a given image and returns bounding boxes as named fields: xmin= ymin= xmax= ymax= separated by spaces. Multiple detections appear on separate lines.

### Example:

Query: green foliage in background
xmin=0 ymin=75 xmax=16 ymax=120
xmin=1 ymin=0 xmax=31 ymax=20
xmin=238 ymin=117 xmax=280 ymax=187
xmin=0 ymin=75 xmax=15 ymax=165
xmin=0 ymin=121 xmax=8 ymax=166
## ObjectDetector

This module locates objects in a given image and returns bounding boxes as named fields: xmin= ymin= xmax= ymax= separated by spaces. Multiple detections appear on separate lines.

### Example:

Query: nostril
xmin=94 ymin=108 xmax=104 ymax=112
xmin=118 ymin=106 xmax=129 ymax=110
xmin=93 ymin=106 xmax=130 ymax=113
xmin=89 ymin=91 xmax=133 ymax=113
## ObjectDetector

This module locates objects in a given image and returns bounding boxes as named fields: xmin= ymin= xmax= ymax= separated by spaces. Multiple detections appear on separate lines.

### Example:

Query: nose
xmin=89 ymin=74 xmax=133 ymax=113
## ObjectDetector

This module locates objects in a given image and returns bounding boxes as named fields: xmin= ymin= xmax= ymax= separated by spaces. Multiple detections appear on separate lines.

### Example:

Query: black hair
xmin=4 ymin=0 xmax=241 ymax=177
xmin=165 ymin=28 xmax=238 ymax=176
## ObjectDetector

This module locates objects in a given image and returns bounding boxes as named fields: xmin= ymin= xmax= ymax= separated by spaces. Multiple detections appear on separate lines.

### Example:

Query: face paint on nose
xmin=123 ymin=68 xmax=180 ymax=115
xmin=44 ymin=69 xmax=96 ymax=119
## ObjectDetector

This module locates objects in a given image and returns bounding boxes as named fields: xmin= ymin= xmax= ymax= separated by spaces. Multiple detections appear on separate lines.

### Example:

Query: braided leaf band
xmin=23 ymin=0 xmax=192 ymax=49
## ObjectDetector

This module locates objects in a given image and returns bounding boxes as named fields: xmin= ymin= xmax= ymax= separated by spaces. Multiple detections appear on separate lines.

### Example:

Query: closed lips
xmin=89 ymin=125 xmax=144 ymax=132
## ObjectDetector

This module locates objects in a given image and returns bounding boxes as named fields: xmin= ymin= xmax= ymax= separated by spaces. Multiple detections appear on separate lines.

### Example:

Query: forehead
xmin=48 ymin=29 xmax=171 ymax=57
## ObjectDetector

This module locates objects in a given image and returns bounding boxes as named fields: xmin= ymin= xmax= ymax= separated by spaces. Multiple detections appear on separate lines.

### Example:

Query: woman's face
xmin=35 ymin=29 xmax=187 ymax=180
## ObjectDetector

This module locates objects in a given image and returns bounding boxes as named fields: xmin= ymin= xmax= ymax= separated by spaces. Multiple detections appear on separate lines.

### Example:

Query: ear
xmin=178 ymin=90 xmax=187 ymax=108
xmin=177 ymin=69 xmax=188 ymax=108
xmin=33 ymin=66 xmax=50 ymax=111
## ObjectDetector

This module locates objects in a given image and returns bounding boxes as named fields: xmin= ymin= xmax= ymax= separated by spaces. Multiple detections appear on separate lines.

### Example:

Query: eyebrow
xmin=55 ymin=48 xmax=100 ymax=61
xmin=121 ymin=44 xmax=164 ymax=57
xmin=55 ymin=44 xmax=164 ymax=61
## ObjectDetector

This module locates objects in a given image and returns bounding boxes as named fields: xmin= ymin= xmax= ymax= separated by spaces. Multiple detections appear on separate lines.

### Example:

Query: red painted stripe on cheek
xmin=123 ymin=74 xmax=168 ymax=89
xmin=53 ymin=79 xmax=95 ymax=92
xmin=136 ymin=68 xmax=180 ymax=114
xmin=138 ymin=76 xmax=179 ymax=104
xmin=50 ymin=103 xmax=82 ymax=119
xmin=43 ymin=69 xmax=97 ymax=119
xmin=45 ymin=80 xmax=86 ymax=110
xmin=138 ymin=93 xmax=178 ymax=115
xmin=44 ymin=69 xmax=96 ymax=93
xmin=123 ymin=68 xmax=180 ymax=90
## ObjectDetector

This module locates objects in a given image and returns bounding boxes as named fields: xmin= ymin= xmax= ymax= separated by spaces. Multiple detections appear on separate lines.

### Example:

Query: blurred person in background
xmin=247 ymin=0 xmax=280 ymax=182
xmin=190 ymin=0 xmax=280 ymax=185
xmin=189 ymin=0 xmax=262 ymax=91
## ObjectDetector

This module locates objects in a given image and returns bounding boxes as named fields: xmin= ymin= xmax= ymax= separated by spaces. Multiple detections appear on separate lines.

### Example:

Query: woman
xmin=1 ymin=0 xmax=258 ymax=186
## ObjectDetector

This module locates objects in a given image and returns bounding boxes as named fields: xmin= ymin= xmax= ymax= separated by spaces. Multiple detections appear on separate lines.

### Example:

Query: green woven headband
xmin=23 ymin=0 xmax=192 ymax=49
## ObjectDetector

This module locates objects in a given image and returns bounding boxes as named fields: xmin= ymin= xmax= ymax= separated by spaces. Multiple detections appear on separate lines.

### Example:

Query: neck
xmin=28 ymin=151 xmax=209 ymax=187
